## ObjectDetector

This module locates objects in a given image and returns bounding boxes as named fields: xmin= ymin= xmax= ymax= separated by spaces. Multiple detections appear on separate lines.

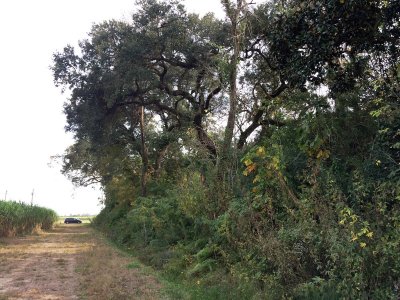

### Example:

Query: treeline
xmin=0 ymin=200 xmax=57 ymax=237
xmin=52 ymin=0 xmax=400 ymax=298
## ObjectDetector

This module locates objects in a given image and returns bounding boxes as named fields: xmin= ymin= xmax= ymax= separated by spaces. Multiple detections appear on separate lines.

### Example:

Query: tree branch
xmin=237 ymin=80 xmax=287 ymax=149
xmin=205 ymin=86 xmax=222 ymax=110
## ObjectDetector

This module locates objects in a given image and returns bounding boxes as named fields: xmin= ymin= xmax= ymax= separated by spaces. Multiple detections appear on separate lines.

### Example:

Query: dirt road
xmin=0 ymin=224 xmax=161 ymax=300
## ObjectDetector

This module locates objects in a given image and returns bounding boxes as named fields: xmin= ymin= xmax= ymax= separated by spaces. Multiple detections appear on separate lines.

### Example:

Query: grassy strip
xmin=90 ymin=225 xmax=260 ymax=300
xmin=160 ymin=274 xmax=262 ymax=300
xmin=76 ymin=225 xmax=162 ymax=299
xmin=0 ymin=200 xmax=57 ymax=237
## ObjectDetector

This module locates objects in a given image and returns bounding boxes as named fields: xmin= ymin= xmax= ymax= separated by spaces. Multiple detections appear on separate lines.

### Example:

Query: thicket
xmin=53 ymin=0 xmax=400 ymax=298
xmin=0 ymin=200 xmax=58 ymax=237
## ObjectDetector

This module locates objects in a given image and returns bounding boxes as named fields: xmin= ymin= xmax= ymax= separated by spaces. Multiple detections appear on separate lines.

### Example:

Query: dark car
xmin=64 ymin=217 xmax=82 ymax=224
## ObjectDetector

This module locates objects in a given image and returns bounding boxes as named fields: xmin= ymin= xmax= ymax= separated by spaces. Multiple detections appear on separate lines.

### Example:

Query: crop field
xmin=0 ymin=200 xmax=57 ymax=237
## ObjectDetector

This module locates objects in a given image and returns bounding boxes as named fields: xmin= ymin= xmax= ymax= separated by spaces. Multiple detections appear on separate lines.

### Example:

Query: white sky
xmin=0 ymin=0 xmax=224 ymax=216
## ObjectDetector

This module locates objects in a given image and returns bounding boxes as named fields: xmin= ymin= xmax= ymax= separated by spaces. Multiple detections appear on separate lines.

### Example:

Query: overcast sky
xmin=0 ymin=0 xmax=224 ymax=215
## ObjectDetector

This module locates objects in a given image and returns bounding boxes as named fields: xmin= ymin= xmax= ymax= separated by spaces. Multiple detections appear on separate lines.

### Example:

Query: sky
xmin=0 ymin=0 xmax=224 ymax=216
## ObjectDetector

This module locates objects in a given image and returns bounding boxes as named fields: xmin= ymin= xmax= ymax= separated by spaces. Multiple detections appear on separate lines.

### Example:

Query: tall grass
xmin=0 ymin=200 xmax=58 ymax=237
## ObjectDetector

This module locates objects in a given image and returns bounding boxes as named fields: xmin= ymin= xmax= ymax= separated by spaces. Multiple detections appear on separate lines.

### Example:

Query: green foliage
xmin=0 ymin=200 xmax=58 ymax=237
xmin=294 ymin=278 xmax=341 ymax=300
xmin=233 ymin=107 xmax=400 ymax=297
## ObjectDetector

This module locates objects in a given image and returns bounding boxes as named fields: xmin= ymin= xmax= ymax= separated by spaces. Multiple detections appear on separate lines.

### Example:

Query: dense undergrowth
xmin=93 ymin=115 xmax=400 ymax=299
xmin=0 ymin=200 xmax=58 ymax=237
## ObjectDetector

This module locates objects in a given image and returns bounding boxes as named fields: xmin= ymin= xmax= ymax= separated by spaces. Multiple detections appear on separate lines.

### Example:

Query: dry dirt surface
xmin=0 ymin=224 xmax=162 ymax=300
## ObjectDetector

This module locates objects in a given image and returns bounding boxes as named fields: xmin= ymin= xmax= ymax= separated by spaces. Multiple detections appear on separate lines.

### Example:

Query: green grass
xmin=153 ymin=260 xmax=269 ymax=300
xmin=0 ymin=200 xmax=58 ymax=237
xmin=91 ymin=225 xmax=264 ymax=299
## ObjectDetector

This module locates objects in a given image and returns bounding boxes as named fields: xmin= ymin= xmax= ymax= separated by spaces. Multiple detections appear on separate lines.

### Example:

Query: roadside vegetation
xmin=53 ymin=0 xmax=400 ymax=298
xmin=0 ymin=200 xmax=57 ymax=237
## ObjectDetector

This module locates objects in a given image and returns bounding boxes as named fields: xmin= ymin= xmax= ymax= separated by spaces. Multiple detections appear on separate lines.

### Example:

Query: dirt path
xmin=0 ymin=224 xmax=162 ymax=300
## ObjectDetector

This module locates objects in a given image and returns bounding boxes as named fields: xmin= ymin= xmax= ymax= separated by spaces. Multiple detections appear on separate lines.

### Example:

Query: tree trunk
xmin=139 ymin=105 xmax=149 ymax=197
xmin=154 ymin=143 xmax=170 ymax=178
xmin=219 ymin=0 xmax=246 ymax=171
xmin=221 ymin=41 xmax=239 ymax=159
xmin=194 ymin=113 xmax=218 ymax=160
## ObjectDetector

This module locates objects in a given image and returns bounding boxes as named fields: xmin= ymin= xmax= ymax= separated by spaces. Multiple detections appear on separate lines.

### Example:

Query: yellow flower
xmin=360 ymin=242 xmax=367 ymax=248
xmin=366 ymin=232 xmax=373 ymax=239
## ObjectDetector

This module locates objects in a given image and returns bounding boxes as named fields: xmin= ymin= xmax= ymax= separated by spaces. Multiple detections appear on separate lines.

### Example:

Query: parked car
xmin=64 ymin=217 xmax=82 ymax=224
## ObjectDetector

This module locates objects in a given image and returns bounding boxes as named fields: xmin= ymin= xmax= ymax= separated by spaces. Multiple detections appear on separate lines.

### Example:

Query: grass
xmin=158 ymin=272 xmax=263 ymax=300
xmin=75 ymin=226 xmax=162 ymax=299
xmin=0 ymin=223 xmax=93 ymax=299
xmin=91 ymin=227 xmax=263 ymax=299
xmin=126 ymin=261 xmax=141 ymax=269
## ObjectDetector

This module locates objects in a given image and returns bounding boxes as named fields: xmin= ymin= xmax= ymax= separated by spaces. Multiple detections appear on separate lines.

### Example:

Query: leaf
xmin=391 ymin=142 xmax=400 ymax=149
xmin=244 ymin=159 xmax=253 ymax=167
xmin=246 ymin=163 xmax=256 ymax=174
xmin=253 ymin=175 xmax=261 ymax=183
xmin=397 ymin=63 xmax=400 ymax=79
xmin=316 ymin=149 xmax=330 ymax=160
xmin=256 ymin=146 xmax=266 ymax=157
